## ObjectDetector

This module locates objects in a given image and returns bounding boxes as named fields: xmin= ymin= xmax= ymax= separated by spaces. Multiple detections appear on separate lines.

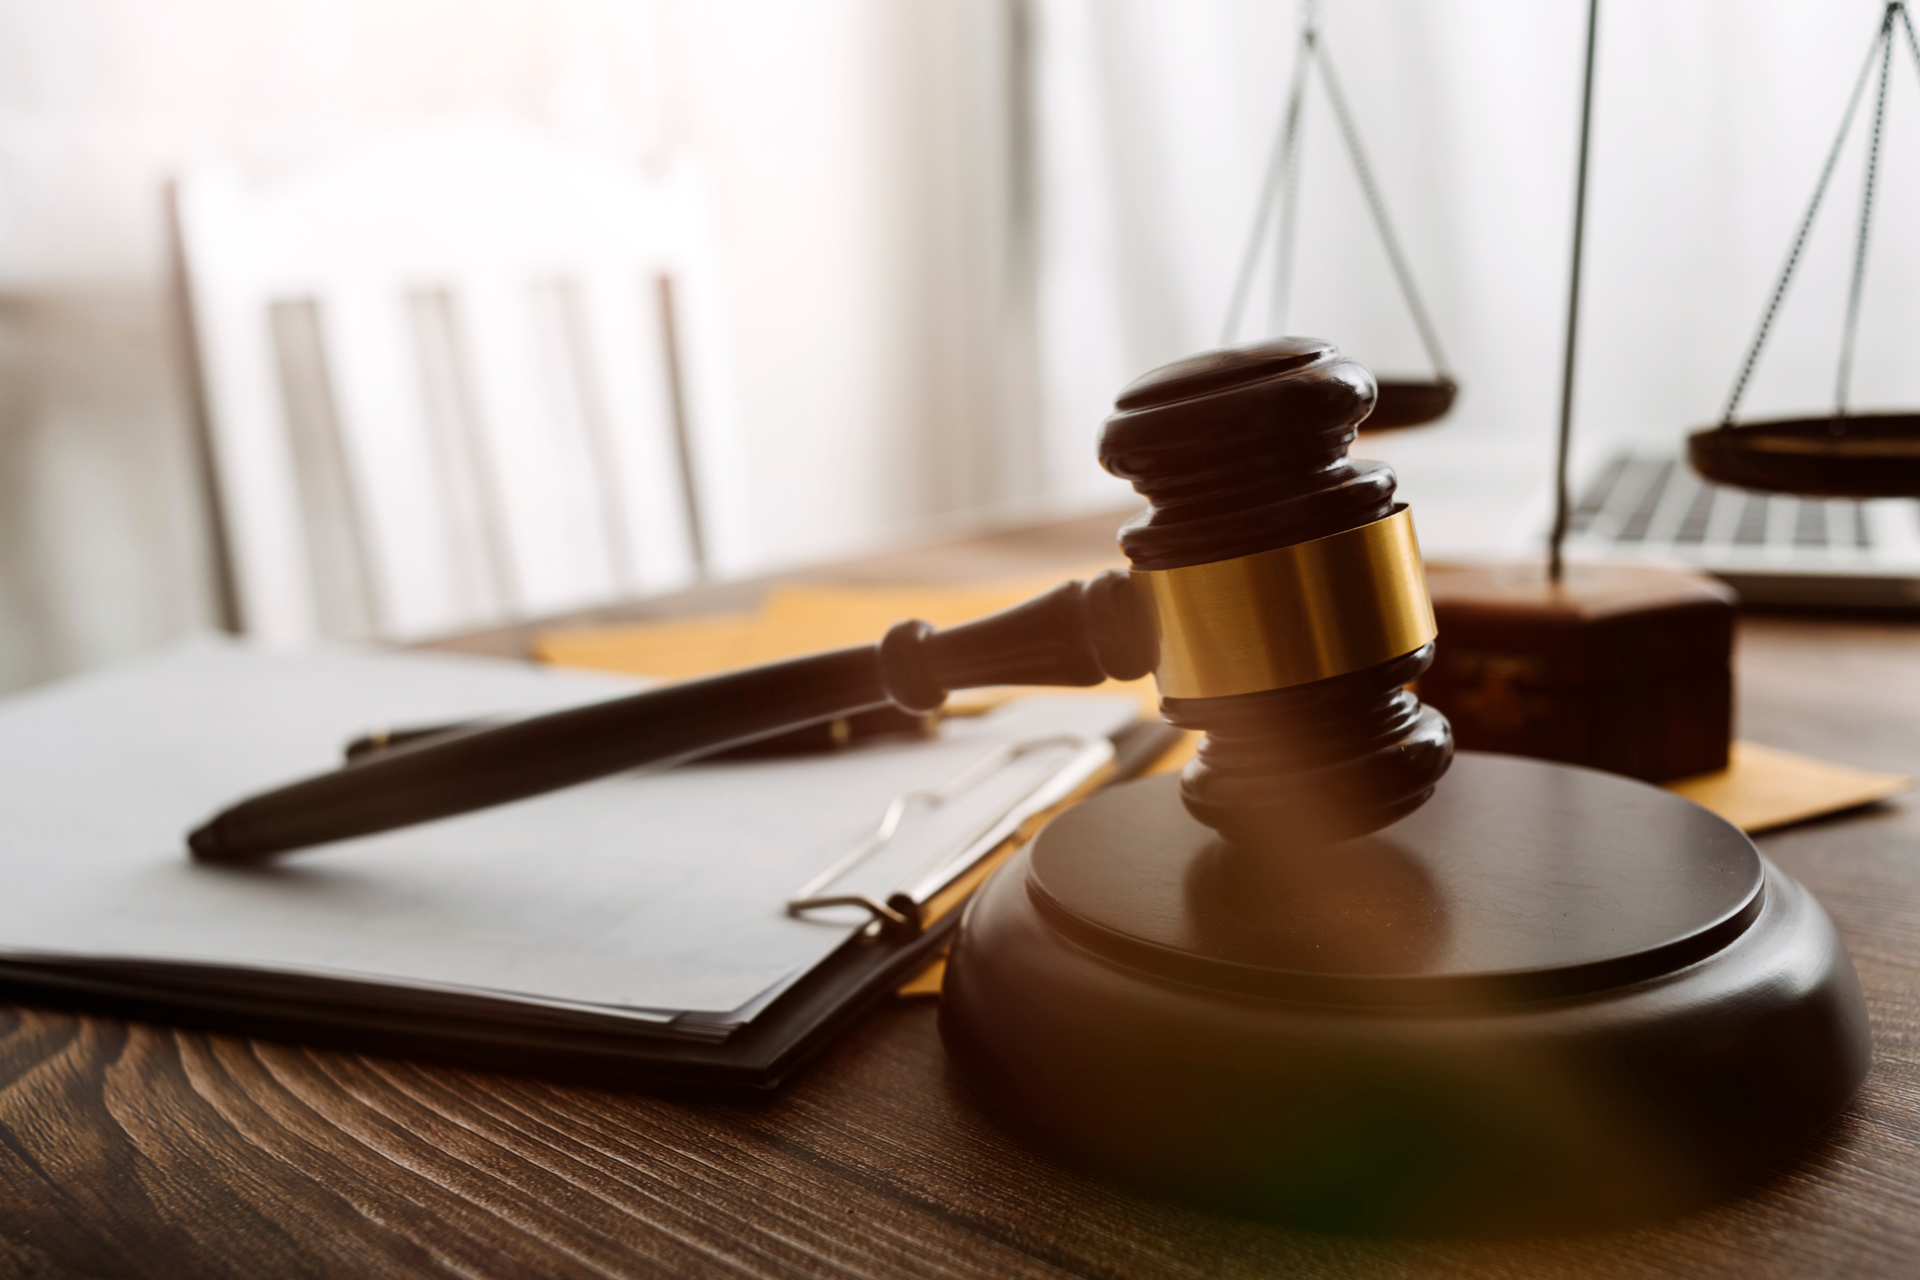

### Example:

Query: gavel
xmin=188 ymin=337 xmax=1452 ymax=863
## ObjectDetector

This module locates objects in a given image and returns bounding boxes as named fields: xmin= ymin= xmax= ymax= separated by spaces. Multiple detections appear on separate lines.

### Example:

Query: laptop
xmin=1559 ymin=454 xmax=1920 ymax=609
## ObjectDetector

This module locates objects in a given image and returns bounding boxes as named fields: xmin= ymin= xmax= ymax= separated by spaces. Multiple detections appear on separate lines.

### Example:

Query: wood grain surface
xmin=1 ymin=517 xmax=1917 ymax=1277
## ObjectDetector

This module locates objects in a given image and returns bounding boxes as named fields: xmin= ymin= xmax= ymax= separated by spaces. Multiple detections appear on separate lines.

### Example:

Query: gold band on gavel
xmin=1131 ymin=507 xmax=1437 ymax=699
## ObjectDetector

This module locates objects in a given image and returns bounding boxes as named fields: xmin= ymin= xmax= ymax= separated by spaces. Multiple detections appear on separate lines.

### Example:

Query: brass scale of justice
xmin=185 ymin=5 xmax=1920 ymax=1235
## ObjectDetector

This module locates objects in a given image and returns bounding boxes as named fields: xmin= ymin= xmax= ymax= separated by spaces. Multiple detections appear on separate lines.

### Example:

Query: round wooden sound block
xmin=940 ymin=753 xmax=1870 ymax=1233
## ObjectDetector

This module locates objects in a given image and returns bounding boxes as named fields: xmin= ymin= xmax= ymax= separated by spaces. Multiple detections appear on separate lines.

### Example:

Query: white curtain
xmin=1033 ymin=0 xmax=1920 ymax=553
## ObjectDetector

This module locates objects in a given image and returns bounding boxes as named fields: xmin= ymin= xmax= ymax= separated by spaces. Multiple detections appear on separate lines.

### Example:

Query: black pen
xmin=341 ymin=704 xmax=940 ymax=766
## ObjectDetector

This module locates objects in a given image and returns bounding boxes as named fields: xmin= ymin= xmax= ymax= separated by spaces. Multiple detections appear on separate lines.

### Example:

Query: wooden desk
xmin=2 ymin=515 xmax=1917 ymax=1278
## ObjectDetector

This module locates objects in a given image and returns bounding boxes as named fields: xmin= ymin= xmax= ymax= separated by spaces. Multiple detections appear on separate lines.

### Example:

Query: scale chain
xmin=1311 ymin=32 xmax=1451 ymax=379
xmin=1219 ymin=0 xmax=1447 ymax=382
xmin=1268 ymin=27 xmax=1312 ymax=334
xmin=1221 ymin=19 xmax=1314 ymax=345
xmin=1835 ymin=9 xmax=1896 ymax=422
xmin=1719 ymin=5 xmax=1895 ymax=428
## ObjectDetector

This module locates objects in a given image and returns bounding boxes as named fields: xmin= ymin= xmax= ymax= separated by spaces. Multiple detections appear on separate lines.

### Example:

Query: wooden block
xmin=1418 ymin=562 xmax=1737 ymax=782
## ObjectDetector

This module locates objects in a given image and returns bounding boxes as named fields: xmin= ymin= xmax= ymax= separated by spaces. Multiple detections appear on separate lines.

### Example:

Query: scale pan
xmin=1364 ymin=377 xmax=1457 ymax=431
xmin=1687 ymin=414 xmax=1920 ymax=498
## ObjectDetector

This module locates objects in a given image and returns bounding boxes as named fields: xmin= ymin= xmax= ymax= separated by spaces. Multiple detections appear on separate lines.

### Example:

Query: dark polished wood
xmin=1421 ymin=562 xmax=1737 ymax=782
xmin=946 ymin=759 xmax=1866 ymax=1232
xmin=1367 ymin=377 xmax=1458 ymax=431
xmin=0 ymin=513 xmax=1917 ymax=1275
xmin=1104 ymin=338 xmax=1452 ymax=846
xmin=1688 ymin=415 xmax=1920 ymax=499
xmin=1023 ymin=760 xmax=1767 ymax=999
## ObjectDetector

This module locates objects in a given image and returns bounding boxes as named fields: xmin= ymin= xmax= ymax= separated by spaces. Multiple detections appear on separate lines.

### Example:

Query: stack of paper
xmin=0 ymin=640 xmax=1137 ymax=1042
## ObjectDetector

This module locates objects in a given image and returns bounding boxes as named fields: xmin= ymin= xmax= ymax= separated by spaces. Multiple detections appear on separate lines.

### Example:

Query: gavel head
xmin=1102 ymin=337 xmax=1453 ymax=848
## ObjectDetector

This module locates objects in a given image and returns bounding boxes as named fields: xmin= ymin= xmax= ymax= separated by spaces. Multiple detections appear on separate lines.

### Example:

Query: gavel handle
xmin=188 ymin=573 xmax=1153 ymax=863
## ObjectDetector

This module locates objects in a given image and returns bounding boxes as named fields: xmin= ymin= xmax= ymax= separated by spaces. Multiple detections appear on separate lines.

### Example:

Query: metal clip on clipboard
xmin=786 ymin=734 xmax=1116 ymax=937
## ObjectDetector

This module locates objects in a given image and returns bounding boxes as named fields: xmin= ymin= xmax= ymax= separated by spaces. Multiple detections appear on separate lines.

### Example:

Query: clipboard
xmin=0 ymin=718 xmax=1180 ymax=1093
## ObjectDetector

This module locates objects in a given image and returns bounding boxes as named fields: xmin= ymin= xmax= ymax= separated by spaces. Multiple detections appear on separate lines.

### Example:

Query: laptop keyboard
xmin=1568 ymin=456 xmax=1900 ymax=555
xmin=1560 ymin=454 xmax=1920 ymax=606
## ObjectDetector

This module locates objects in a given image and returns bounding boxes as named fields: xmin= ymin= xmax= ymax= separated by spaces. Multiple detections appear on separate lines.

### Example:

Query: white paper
xmin=0 ymin=639 xmax=1136 ymax=1025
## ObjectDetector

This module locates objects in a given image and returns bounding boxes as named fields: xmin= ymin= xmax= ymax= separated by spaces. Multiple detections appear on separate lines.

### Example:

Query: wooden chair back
xmin=173 ymin=120 xmax=750 ymax=644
